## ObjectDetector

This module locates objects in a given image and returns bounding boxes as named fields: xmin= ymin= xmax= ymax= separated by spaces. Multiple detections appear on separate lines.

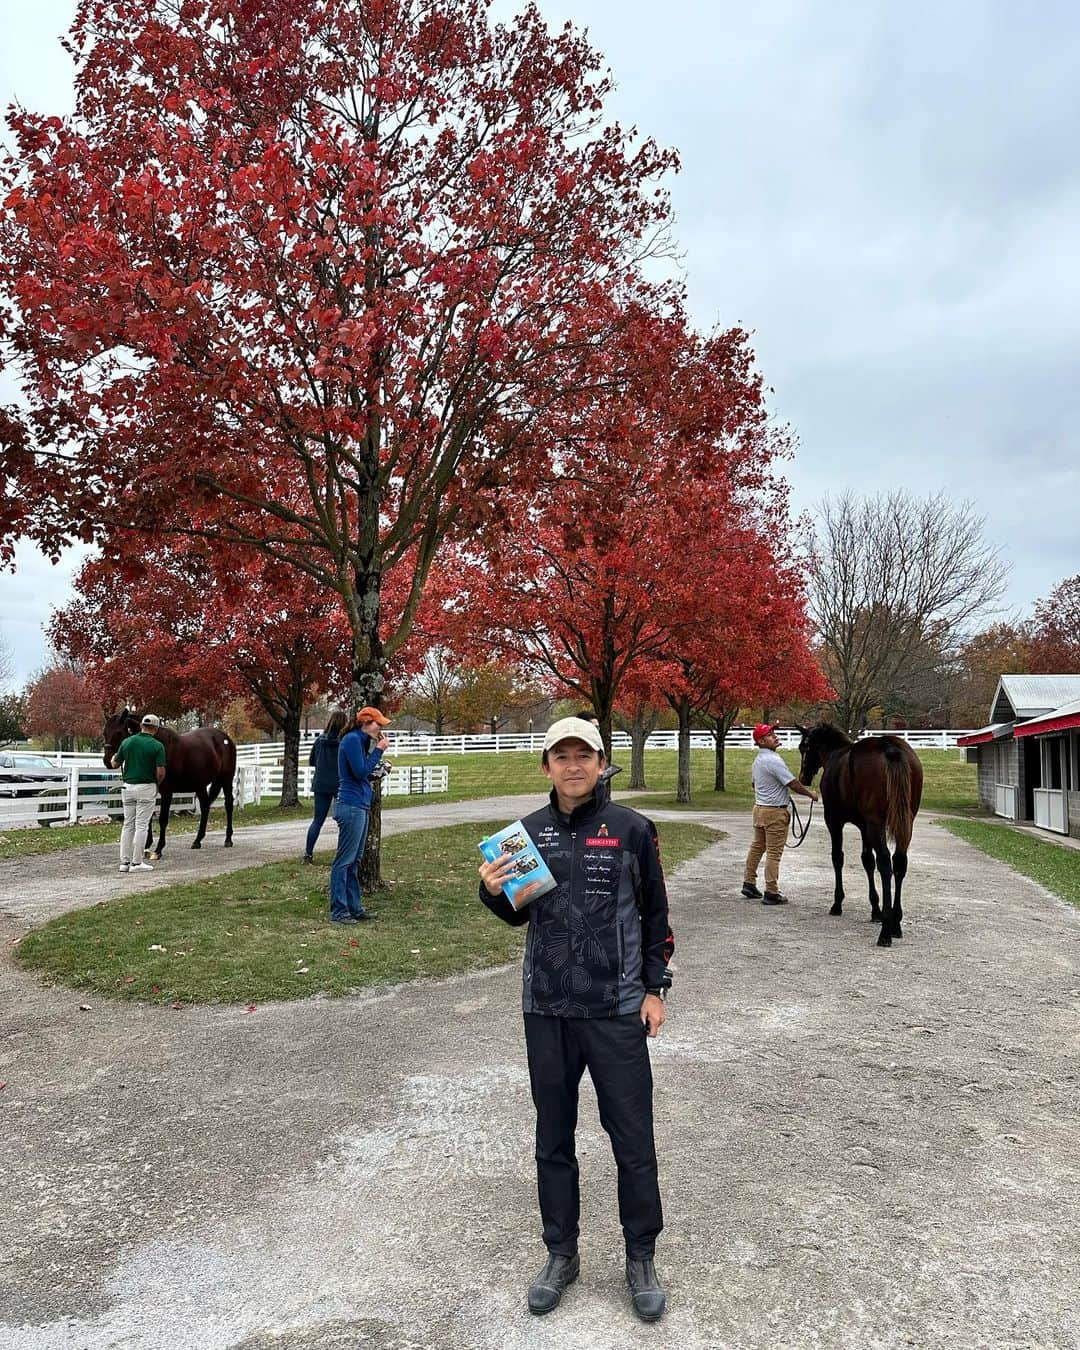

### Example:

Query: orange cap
xmin=356 ymin=705 xmax=391 ymax=726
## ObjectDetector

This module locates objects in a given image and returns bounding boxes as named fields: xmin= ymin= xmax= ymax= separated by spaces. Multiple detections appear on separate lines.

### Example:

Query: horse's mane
xmin=809 ymin=721 xmax=852 ymax=752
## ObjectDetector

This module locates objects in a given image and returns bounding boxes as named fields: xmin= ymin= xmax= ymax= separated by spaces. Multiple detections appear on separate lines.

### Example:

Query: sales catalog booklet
xmin=478 ymin=821 xmax=557 ymax=911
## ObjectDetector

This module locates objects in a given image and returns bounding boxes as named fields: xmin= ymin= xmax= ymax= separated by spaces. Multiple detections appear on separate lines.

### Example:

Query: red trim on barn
xmin=1014 ymin=711 xmax=1080 ymax=738
xmin=957 ymin=731 xmax=996 ymax=746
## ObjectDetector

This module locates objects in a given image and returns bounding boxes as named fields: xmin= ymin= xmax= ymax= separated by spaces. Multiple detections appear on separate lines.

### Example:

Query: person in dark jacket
xmin=479 ymin=717 xmax=674 ymax=1323
xmin=328 ymin=706 xmax=391 ymax=923
xmin=303 ymin=710 xmax=347 ymax=863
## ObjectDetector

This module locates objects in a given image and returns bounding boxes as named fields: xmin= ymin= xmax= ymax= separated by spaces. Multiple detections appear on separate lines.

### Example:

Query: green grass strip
xmin=14 ymin=819 xmax=723 ymax=1006
xmin=938 ymin=818 xmax=1080 ymax=909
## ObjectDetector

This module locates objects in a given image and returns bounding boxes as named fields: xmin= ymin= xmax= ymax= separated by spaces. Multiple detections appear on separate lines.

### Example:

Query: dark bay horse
xmin=102 ymin=710 xmax=236 ymax=860
xmin=797 ymin=723 xmax=923 ymax=948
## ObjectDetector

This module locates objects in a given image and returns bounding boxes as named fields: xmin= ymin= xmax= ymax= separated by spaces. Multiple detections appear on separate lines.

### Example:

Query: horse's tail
xmin=884 ymin=743 xmax=914 ymax=848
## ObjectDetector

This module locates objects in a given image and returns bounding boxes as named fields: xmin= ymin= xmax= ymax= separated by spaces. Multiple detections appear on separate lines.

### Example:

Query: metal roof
xmin=1013 ymin=697 xmax=1080 ymax=738
xmin=956 ymin=722 xmax=1015 ymax=747
xmin=990 ymin=674 xmax=1080 ymax=722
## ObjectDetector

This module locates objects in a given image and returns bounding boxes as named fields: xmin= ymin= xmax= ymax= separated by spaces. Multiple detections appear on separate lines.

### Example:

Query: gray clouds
xmin=517 ymin=0 xmax=1080 ymax=606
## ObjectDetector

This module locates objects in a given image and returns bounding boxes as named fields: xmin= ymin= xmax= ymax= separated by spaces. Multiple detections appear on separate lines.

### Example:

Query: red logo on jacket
xmin=586 ymin=836 xmax=620 ymax=848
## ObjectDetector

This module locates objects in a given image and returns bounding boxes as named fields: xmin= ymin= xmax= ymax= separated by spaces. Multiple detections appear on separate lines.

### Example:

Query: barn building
xmin=958 ymin=675 xmax=1080 ymax=838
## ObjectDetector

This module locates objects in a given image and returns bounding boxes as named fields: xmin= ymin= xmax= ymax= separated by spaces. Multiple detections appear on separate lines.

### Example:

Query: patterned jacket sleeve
xmin=637 ymin=817 xmax=674 ymax=989
xmin=478 ymin=882 xmax=531 ymax=927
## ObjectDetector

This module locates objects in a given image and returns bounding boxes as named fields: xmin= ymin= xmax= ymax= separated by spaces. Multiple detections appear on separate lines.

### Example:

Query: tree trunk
xmin=712 ymin=708 xmax=737 ymax=792
xmin=630 ymin=708 xmax=649 ymax=790
xmin=676 ymin=697 xmax=692 ymax=804
xmin=279 ymin=707 xmax=302 ymax=809
xmin=713 ymin=720 xmax=726 ymax=793
xmin=351 ymin=575 xmax=388 ymax=894
xmin=591 ymin=679 xmax=615 ymax=766
xmin=434 ymin=711 xmax=444 ymax=735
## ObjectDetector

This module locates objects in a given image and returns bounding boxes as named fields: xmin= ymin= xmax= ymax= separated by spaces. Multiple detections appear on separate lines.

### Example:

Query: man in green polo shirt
xmin=111 ymin=714 xmax=167 ymax=873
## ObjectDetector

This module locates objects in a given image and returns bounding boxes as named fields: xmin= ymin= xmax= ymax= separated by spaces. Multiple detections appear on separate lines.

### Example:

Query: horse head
xmin=798 ymin=721 xmax=851 ymax=785
xmin=102 ymin=708 xmax=139 ymax=767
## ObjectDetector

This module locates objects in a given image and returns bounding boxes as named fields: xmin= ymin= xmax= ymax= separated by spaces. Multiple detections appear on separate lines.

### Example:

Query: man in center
xmin=478 ymin=717 xmax=674 ymax=1322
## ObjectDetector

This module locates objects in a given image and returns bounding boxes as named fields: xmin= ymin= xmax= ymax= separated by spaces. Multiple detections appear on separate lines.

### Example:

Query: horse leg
xmin=827 ymin=818 xmax=845 ymax=916
xmin=860 ymin=826 xmax=882 ymax=923
xmin=222 ymin=777 xmax=234 ymax=847
xmin=872 ymin=828 xmax=895 ymax=949
xmin=151 ymin=789 xmax=172 ymax=861
xmin=191 ymin=786 xmax=210 ymax=848
xmin=891 ymin=847 xmax=907 ymax=940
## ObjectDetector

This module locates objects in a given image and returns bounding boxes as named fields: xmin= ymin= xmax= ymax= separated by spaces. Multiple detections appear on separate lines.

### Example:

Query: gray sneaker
xmin=118 ymin=864 xmax=130 ymax=873
xmin=131 ymin=862 xmax=155 ymax=872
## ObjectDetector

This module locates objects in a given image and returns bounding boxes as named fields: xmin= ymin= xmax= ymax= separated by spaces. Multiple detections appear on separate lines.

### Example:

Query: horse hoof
xmin=876 ymin=933 xmax=892 ymax=948
xmin=828 ymin=903 xmax=843 ymax=916
xmin=148 ymin=853 xmax=160 ymax=863
xmin=870 ymin=911 xmax=882 ymax=923
xmin=191 ymin=840 xmax=201 ymax=850
xmin=224 ymin=839 xmax=234 ymax=848
xmin=893 ymin=925 xmax=903 ymax=939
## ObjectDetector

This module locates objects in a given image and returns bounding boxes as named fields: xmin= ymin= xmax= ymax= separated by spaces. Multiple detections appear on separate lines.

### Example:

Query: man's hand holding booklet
xmin=478 ymin=820 xmax=557 ymax=910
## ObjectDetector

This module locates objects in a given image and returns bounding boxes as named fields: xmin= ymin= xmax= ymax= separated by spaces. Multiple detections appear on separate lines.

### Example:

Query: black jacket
xmin=308 ymin=734 xmax=341 ymax=797
xmin=481 ymin=788 xmax=674 ymax=1017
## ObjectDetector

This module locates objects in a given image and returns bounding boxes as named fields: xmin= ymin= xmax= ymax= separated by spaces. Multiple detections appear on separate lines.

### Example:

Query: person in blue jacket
xmin=303 ymin=710 xmax=347 ymax=863
xmin=328 ymin=705 xmax=392 ymax=923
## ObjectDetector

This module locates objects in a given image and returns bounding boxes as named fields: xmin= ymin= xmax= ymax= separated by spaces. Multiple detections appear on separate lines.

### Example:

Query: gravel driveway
xmin=1 ymin=801 xmax=1077 ymax=1348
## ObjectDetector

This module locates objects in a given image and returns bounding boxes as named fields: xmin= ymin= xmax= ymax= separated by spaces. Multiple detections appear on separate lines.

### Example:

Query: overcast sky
xmin=2 ymin=0 xmax=1078 ymax=686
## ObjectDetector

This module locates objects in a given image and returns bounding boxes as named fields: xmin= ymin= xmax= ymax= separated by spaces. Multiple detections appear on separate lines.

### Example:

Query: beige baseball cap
xmin=542 ymin=717 xmax=604 ymax=753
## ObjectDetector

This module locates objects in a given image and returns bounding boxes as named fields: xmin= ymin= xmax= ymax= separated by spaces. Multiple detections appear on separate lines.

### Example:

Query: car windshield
xmin=13 ymin=756 xmax=59 ymax=769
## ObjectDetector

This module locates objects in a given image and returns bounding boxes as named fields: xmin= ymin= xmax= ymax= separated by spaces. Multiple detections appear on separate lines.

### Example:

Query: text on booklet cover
xmin=478 ymin=820 xmax=557 ymax=910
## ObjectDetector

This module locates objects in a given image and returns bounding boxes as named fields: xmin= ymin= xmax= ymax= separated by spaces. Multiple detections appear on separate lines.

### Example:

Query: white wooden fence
xmin=229 ymin=726 xmax=977 ymax=764
xmin=0 ymin=762 xmax=448 ymax=829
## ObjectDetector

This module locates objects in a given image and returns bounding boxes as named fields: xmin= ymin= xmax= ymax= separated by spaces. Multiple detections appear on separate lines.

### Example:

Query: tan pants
xmin=744 ymin=805 xmax=790 ymax=893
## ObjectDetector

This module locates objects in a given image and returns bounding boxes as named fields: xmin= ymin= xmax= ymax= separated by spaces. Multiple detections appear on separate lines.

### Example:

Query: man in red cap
xmin=742 ymin=725 xmax=817 ymax=905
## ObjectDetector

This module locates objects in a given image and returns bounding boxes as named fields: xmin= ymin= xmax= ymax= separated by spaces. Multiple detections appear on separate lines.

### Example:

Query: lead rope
xmin=789 ymin=796 xmax=814 ymax=847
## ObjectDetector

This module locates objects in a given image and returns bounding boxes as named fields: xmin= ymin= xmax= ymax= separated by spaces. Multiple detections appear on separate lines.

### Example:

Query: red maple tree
xmin=456 ymin=306 xmax=790 ymax=746
xmin=24 ymin=663 xmax=101 ymax=750
xmin=1 ymin=0 xmax=679 ymax=714
xmin=1027 ymin=574 xmax=1080 ymax=674
xmin=52 ymin=538 xmax=352 ymax=805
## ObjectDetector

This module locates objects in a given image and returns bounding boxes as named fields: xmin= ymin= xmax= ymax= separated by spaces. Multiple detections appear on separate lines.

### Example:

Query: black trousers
xmin=524 ymin=1012 xmax=663 ymax=1260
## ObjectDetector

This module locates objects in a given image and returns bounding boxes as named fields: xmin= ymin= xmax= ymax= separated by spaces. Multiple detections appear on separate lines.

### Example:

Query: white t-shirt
xmin=752 ymin=748 xmax=795 ymax=807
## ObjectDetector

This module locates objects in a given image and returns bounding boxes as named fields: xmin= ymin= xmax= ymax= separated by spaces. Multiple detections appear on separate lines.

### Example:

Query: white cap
xmin=141 ymin=714 xmax=161 ymax=727
xmin=542 ymin=717 xmax=604 ymax=753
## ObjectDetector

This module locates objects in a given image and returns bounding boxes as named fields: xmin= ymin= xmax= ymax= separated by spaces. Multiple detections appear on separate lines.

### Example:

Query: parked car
xmin=0 ymin=752 xmax=70 ymax=797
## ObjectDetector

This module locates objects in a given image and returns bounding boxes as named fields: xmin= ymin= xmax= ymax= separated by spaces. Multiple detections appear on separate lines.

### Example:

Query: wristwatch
xmin=645 ymin=987 xmax=668 ymax=1001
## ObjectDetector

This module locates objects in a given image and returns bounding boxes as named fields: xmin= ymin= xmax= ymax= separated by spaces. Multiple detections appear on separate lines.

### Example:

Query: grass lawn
xmin=937 ymin=818 xmax=1080 ymax=910
xmin=0 ymin=746 xmax=977 ymax=861
xmin=14 ymin=819 xmax=723 ymax=1006
xmin=625 ymin=748 xmax=978 ymax=815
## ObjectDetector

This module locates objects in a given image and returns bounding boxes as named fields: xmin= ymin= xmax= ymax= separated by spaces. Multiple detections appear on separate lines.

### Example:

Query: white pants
xmin=120 ymin=783 xmax=158 ymax=865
